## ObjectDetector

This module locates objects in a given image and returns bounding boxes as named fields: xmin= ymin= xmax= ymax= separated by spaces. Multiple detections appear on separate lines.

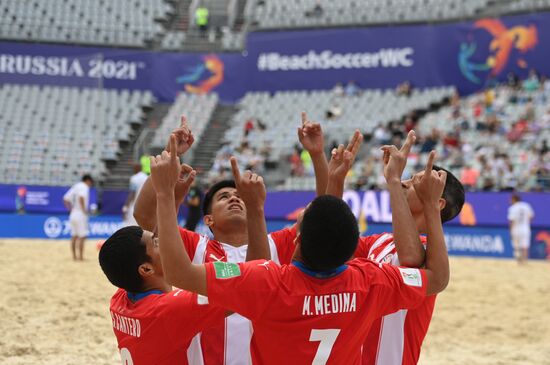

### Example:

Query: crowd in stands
xmin=346 ymin=72 xmax=550 ymax=192
xmin=207 ymin=73 xmax=550 ymax=192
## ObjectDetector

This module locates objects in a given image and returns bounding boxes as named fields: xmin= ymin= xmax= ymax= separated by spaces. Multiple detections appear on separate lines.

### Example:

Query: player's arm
xmin=381 ymin=131 xmax=425 ymax=267
xmin=63 ymin=199 xmax=72 ymax=211
xmin=412 ymin=151 xmax=449 ymax=295
xmin=134 ymin=116 xmax=195 ymax=231
xmin=229 ymin=158 xmax=271 ymax=261
xmin=298 ymin=112 xmax=329 ymax=196
xmin=152 ymin=135 xmax=207 ymax=296
xmin=325 ymin=130 xmax=363 ymax=198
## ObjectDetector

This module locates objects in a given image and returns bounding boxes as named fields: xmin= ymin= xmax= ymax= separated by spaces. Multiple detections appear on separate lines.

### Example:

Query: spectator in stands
xmin=331 ymin=82 xmax=344 ymax=97
xmin=183 ymin=180 xmax=203 ymax=232
xmin=507 ymin=72 xmax=520 ymax=89
xmin=373 ymin=123 xmax=391 ymax=145
xmin=140 ymin=154 xmax=151 ymax=175
xmin=195 ymin=4 xmax=209 ymax=37
xmin=325 ymin=102 xmax=342 ymax=120
xmin=396 ymin=81 xmax=412 ymax=97
xmin=305 ymin=0 xmax=324 ymax=17
xmin=345 ymin=80 xmax=360 ymax=96
xmin=300 ymin=149 xmax=313 ymax=176
xmin=244 ymin=118 xmax=255 ymax=137
xmin=290 ymin=145 xmax=304 ymax=177
xmin=460 ymin=163 xmax=479 ymax=190
xmin=523 ymin=69 xmax=540 ymax=92
xmin=500 ymin=160 xmax=519 ymax=191
xmin=420 ymin=129 xmax=440 ymax=153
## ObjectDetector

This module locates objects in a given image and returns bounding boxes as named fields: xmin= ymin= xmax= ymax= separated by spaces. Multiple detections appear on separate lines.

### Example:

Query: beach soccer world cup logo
xmin=175 ymin=55 xmax=224 ymax=94
xmin=458 ymin=19 xmax=538 ymax=84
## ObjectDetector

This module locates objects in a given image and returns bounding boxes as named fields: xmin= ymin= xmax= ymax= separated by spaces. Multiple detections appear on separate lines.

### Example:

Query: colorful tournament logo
xmin=458 ymin=19 xmax=538 ymax=84
xmin=176 ymin=55 xmax=224 ymax=94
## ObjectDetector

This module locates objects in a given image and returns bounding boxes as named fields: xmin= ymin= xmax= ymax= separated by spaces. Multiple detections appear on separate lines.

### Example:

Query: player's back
xmin=508 ymin=202 xmax=534 ymax=231
xmin=109 ymin=288 xmax=224 ymax=365
xmin=206 ymin=258 xmax=427 ymax=365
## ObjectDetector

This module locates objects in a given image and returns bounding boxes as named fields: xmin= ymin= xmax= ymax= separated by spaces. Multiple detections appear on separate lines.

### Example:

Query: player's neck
xmin=141 ymin=280 xmax=171 ymax=294
xmin=213 ymin=228 xmax=249 ymax=247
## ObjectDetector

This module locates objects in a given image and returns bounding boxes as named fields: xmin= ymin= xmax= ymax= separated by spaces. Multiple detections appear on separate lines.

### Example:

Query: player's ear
xmin=438 ymin=198 xmax=446 ymax=211
xmin=138 ymin=262 xmax=155 ymax=278
xmin=203 ymin=214 xmax=214 ymax=229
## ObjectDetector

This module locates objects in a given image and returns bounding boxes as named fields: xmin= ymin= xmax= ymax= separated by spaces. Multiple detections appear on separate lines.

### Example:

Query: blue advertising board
xmin=1 ymin=214 xmax=548 ymax=260
xmin=246 ymin=12 xmax=550 ymax=95
xmin=1 ymin=185 xmax=550 ymax=228
xmin=3 ymin=12 xmax=550 ymax=102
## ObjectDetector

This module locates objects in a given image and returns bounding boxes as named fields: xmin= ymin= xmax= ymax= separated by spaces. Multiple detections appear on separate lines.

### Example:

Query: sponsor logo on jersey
xmin=213 ymin=261 xmax=241 ymax=279
xmin=398 ymin=268 xmax=422 ymax=287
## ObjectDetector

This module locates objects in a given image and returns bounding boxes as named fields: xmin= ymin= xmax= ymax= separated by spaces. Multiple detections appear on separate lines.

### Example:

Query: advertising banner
xmin=0 ymin=42 xmax=246 ymax=103
xmin=1 ymin=185 xmax=549 ymax=228
xmin=2 ymin=214 xmax=548 ymax=260
xmin=3 ymin=11 xmax=550 ymax=103
xmin=0 ymin=184 xmax=97 ymax=214
xmin=246 ymin=12 xmax=550 ymax=95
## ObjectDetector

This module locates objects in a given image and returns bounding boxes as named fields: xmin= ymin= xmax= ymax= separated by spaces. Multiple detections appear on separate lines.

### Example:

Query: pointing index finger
xmin=230 ymin=157 xmax=241 ymax=182
xmin=170 ymin=134 xmax=178 ymax=163
xmin=301 ymin=111 xmax=307 ymax=126
xmin=401 ymin=130 xmax=416 ymax=156
xmin=425 ymin=150 xmax=435 ymax=176
xmin=180 ymin=115 xmax=187 ymax=128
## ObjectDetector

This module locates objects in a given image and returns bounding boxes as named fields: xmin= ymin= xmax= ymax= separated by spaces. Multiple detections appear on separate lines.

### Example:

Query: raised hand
xmin=174 ymin=163 xmax=197 ymax=205
xmin=381 ymin=130 xmax=416 ymax=184
xmin=412 ymin=151 xmax=447 ymax=206
xmin=328 ymin=129 xmax=363 ymax=182
xmin=230 ymin=157 xmax=266 ymax=209
xmin=297 ymin=111 xmax=324 ymax=155
xmin=151 ymin=134 xmax=182 ymax=196
xmin=165 ymin=115 xmax=195 ymax=157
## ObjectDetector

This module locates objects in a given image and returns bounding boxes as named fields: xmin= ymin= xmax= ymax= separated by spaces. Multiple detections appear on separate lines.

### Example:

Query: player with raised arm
xmin=133 ymin=113 xmax=330 ymax=364
xmin=325 ymin=131 xmax=464 ymax=365
xmin=99 ymin=138 xmax=272 ymax=364
xmin=150 ymin=132 xmax=450 ymax=365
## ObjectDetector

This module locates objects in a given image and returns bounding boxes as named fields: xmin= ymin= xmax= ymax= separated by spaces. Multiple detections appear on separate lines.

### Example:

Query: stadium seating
xmin=502 ymin=0 xmax=550 ymax=12
xmin=0 ymin=84 xmax=154 ymax=185
xmin=250 ymin=0 xmax=490 ymax=29
xmin=0 ymin=0 xmax=171 ymax=47
xmin=150 ymin=92 xmax=219 ymax=159
xmin=206 ymin=86 xmax=454 ymax=187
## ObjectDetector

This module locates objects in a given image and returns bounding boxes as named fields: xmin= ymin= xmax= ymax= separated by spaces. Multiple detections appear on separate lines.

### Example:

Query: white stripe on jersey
xmin=375 ymin=310 xmax=407 ymax=365
xmin=187 ymin=234 xmax=281 ymax=365
xmin=368 ymin=233 xmax=393 ymax=257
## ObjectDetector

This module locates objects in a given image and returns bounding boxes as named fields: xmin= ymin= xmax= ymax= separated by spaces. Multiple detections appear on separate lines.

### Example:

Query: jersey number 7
xmin=309 ymin=329 xmax=341 ymax=365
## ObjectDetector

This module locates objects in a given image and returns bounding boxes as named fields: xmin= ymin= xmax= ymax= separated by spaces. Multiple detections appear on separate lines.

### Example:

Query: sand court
xmin=0 ymin=239 xmax=549 ymax=365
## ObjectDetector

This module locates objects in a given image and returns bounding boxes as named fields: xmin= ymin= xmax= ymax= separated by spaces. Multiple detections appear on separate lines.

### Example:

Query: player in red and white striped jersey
xmin=353 ymin=148 xmax=465 ymax=365
xmin=134 ymin=113 xmax=326 ymax=364
xmin=150 ymin=128 xmax=451 ymax=365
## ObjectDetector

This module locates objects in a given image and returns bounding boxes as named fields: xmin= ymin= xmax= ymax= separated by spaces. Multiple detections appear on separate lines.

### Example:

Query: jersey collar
xmin=127 ymin=289 xmax=163 ymax=302
xmin=292 ymin=261 xmax=348 ymax=279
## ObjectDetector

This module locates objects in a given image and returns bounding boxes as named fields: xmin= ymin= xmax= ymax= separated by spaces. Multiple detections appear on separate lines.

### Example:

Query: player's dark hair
xmin=300 ymin=195 xmax=359 ymax=271
xmin=511 ymin=193 xmax=521 ymax=202
xmin=82 ymin=174 xmax=94 ymax=184
xmin=433 ymin=165 xmax=465 ymax=223
xmin=99 ymin=226 xmax=151 ymax=293
xmin=202 ymin=179 xmax=236 ymax=215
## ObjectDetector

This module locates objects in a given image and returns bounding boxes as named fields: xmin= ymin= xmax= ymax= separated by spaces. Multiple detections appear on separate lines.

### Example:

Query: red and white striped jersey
xmin=179 ymin=226 xmax=296 ymax=365
xmin=355 ymin=233 xmax=436 ymax=365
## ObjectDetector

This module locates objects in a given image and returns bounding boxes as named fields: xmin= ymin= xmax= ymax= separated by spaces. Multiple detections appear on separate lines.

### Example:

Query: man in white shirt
xmin=507 ymin=194 xmax=535 ymax=264
xmin=63 ymin=174 xmax=94 ymax=261
xmin=122 ymin=164 xmax=148 ymax=226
